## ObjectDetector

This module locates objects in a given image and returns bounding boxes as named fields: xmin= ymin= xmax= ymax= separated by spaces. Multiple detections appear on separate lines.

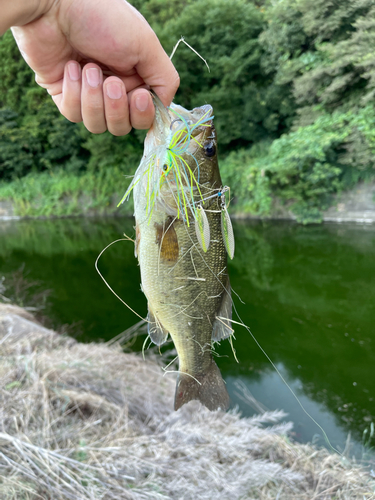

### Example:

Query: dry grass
xmin=0 ymin=303 xmax=374 ymax=500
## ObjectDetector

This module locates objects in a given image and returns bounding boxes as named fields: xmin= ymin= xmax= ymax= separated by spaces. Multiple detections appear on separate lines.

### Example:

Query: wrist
xmin=0 ymin=0 xmax=53 ymax=36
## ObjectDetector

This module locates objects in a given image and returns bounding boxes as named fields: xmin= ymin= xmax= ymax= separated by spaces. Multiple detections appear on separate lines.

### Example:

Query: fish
xmin=122 ymin=92 xmax=235 ymax=411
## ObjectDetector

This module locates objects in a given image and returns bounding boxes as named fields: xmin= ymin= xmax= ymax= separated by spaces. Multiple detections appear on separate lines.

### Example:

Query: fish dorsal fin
xmin=212 ymin=277 xmax=233 ymax=342
xmin=148 ymin=307 xmax=169 ymax=345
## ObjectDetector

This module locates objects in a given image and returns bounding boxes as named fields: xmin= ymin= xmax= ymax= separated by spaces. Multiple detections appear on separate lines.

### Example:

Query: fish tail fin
xmin=174 ymin=360 xmax=230 ymax=411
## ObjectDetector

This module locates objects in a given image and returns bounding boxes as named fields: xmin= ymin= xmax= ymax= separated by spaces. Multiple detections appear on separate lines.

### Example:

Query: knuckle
xmin=133 ymin=119 xmax=151 ymax=131
xmin=108 ymin=126 xmax=132 ymax=137
xmin=86 ymin=100 xmax=104 ymax=114
xmin=67 ymin=115 xmax=83 ymax=124
xmin=106 ymin=112 xmax=127 ymax=126
xmin=60 ymin=103 xmax=82 ymax=124
xmin=83 ymin=116 xmax=107 ymax=134
xmin=86 ymin=125 xmax=107 ymax=134
xmin=173 ymin=73 xmax=181 ymax=92
xmin=107 ymin=120 xmax=132 ymax=136
xmin=131 ymin=112 xmax=153 ymax=130
xmin=64 ymin=99 xmax=82 ymax=116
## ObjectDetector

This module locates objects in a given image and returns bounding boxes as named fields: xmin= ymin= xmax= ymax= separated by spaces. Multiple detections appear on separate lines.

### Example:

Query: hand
xmin=10 ymin=0 xmax=179 ymax=135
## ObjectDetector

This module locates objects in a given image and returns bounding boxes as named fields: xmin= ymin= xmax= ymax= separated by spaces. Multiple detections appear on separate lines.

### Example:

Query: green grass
xmin=0 ymin=167 xmax=133 ymax=217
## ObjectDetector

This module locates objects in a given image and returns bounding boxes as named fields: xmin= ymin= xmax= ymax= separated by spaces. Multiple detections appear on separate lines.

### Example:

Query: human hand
xmin=9 ymin=0 xmax=179 ymax=135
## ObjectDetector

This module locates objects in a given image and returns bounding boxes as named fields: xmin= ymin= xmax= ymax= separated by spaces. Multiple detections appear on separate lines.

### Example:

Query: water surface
xmin=1 ymin=217 xmax=374 ymax=459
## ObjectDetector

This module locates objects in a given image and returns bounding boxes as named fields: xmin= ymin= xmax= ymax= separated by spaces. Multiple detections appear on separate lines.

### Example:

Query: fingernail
xmin=106 ymin=81 xmax=123 ymax=100
xmin=68 ymin=62 xmax=80 ymax=81
xmin=135 ymin=93 xmax=149 ymax=112
xmin=86 ymin=68 xmax=100 ymax=88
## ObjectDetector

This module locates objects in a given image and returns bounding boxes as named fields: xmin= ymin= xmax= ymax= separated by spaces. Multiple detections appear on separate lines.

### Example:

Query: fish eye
xmin=163 ymin=164 xmax=168 ymax=171
xmin=204 ymin=141 xmax=216 ymax=157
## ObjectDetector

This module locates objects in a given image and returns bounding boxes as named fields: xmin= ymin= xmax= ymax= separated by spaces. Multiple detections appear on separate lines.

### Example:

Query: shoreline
xmin=2 ymin=213 xmax=375 ymax=224
xmin=2 ymin=180 xmax=375 ymax=224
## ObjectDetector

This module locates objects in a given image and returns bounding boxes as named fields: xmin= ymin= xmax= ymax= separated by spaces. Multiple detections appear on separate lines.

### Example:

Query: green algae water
xmin=1 ymin=217 xmax=374 ymax=458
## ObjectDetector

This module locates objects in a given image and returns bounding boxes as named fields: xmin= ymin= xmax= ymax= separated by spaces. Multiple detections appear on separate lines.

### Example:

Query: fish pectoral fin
xmin=154 ymin=217 xmax=179 ymax=264
xmin=212 ymin=277 xmax=233 ymax=342
xmin=147 ymin=307 xmax=169 ymax=346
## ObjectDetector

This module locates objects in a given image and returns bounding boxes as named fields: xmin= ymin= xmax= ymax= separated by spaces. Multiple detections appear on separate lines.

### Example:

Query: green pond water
xmin=1 ymin=217 xmax=374 ymax=460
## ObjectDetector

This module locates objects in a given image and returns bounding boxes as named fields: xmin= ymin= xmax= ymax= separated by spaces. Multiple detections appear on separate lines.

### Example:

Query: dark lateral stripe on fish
xmin=154 ymin=217 xmax=179 ymax=264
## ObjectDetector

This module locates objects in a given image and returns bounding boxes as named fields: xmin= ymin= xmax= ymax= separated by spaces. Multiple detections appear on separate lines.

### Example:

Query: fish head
xmin=169 ymin=102 xmax=219 ymax=186
xmin=142 ymin=93 xmax=221 ymax=221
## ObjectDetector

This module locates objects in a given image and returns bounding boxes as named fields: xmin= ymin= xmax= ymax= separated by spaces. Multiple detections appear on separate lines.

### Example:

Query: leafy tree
xmin=0 ymin=31 xmax=37 ymax=113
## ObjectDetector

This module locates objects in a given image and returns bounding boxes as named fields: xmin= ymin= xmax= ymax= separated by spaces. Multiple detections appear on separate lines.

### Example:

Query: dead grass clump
xmin=0 ymin=304 xmax=374 ymax=499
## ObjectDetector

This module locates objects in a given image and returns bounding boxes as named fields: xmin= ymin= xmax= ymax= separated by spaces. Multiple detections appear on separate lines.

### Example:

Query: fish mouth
xmin=149 ymin=91 xmax=213 ymax=144
xmin=168 ymin=103 xmax=213 ymax=155
xmin=169 ymin=103 xmax=213 ymax=132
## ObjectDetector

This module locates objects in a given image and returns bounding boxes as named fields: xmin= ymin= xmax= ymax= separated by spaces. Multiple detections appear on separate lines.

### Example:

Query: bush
xmin=222 ymin=106 xmax=375 ymax=223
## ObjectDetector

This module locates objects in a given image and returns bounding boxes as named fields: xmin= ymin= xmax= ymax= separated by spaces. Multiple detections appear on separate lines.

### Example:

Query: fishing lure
xmin=118 ymin=105 xmax=213 ymax=226
xmin=220 ymin=190 xmax=235 ymax=260
xmin=193 ymin=186 xmax=235 ymax=258
xmin=195 ymin=204 xmax=210 ymax=252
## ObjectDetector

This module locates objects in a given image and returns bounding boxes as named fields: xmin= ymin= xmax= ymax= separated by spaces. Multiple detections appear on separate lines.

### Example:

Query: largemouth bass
xmin=124 ymin=92 xmax=234 ymax=411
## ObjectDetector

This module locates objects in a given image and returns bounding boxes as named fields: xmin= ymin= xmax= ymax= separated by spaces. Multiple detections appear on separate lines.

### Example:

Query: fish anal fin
xmin=174 ymin=360 xmax=229 ymax=411
xmin=148 ymin=307 xmax=169 ymax=346
xmin=212 ymin=277 xmax=233 ymax=342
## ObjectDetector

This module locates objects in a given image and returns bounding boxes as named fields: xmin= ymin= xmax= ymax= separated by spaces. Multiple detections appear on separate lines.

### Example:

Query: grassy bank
xmin=0 ymin=167 xmax=133 ymax=218
xmin=0 ymin=303 xmax=374 ymax=499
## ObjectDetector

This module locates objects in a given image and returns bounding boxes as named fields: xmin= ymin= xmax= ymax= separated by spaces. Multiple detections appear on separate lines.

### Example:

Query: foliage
xmin=223 ymin=106 xmax=375 ymax=223
xmin=0 ymin=31 xmax=36 ymax=113
xmin=1 ymin=0 xmax=375 ymax=222
xmin=260 ymin=0 xmax=375 ymax=121
xmin=0 ymin=106 xmax=89 ymax=181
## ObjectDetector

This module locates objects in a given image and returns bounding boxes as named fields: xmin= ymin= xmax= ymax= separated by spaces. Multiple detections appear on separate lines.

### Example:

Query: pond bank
xmin=1 ymin=181 xmax=375 ymax=224
xmin=234 ymin=181 xmax=375 ymax=224
xmin=0 ymin=303 xmax=374 ymax=499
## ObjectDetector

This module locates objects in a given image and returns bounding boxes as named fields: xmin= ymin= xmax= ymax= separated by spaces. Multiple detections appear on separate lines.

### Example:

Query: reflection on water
xmin=0 ymin=217 xmax=374 ymax=457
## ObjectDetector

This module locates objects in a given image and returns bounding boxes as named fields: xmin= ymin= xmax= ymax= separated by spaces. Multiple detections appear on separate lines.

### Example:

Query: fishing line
xmin=231 ymin=286 xmax=246 ymax=305
xmin=169 ymin=37 xmax=210 ymax=73
xmin=95 ymin=238 xmax=148 ymax=323
xmin=162 ymin=355 xmax=179 ymax=372
xmin=163 ymin=369 xmax=202 ymax=386
xmin=142 ymin=335 xmax=151 ymax=360
xmin=219 ymin=309 xmax=341 ymax=456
